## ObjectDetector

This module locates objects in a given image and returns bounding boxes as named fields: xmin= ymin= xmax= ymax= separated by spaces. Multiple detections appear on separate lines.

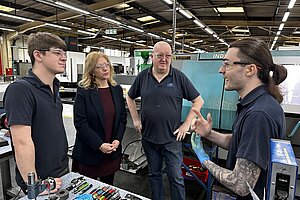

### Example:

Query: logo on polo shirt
xmin=167 ymin=83 xmax=174 ymax=88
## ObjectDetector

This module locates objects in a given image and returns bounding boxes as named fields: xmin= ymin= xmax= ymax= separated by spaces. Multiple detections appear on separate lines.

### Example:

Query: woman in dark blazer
xmin=72 ymin=51 xmax=127 ymax=185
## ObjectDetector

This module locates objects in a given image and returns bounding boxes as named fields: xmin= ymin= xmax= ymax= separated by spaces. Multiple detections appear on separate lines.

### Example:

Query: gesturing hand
xmin=191 ymin=132 xmax=210 ymax=164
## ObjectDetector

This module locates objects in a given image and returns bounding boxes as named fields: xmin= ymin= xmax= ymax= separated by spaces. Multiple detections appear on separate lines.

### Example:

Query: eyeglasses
xmin=39 ymin=48 xmax=67 ymax=58
xmin=154 ymin=53 xmax=172 ymax=59
xmin=221 ymin=60 xmax=251 ymax=69
xmin=95 ymin=63 xmax=110 ymax=70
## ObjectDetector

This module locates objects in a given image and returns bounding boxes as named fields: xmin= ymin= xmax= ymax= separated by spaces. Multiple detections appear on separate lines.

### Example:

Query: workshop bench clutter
xmin=21 ymin=172 xmax=149 ymax=200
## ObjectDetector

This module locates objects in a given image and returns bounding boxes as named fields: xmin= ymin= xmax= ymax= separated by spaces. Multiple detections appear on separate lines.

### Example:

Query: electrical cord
xmin=122 ymin=139 xmax=142 ymax=154
xmin=12 ymin=188 xmax=22 ymax=200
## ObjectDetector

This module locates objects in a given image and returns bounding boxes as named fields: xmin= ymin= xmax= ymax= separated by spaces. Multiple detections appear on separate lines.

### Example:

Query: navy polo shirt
xmin=226 ymin=85 xmax=285 ymax=199
xmin=128 ymin=66 xmax=200 ymax=144
xmin=4 ymin=69 xmax=69 ymax=191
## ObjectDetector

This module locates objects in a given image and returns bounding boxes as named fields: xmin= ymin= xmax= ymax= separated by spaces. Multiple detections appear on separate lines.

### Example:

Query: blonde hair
xmin=79 ymin=51 xmax=117 ymax=89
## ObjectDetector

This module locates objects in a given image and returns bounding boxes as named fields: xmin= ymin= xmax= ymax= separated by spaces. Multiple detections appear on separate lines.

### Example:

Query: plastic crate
xmin=182 ymin=156 xmax=209 ymax=183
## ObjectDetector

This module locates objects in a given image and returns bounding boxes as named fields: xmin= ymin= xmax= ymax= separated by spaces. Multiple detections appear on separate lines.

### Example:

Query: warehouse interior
xmin=0 ymin=0 xmax=300 ymax=200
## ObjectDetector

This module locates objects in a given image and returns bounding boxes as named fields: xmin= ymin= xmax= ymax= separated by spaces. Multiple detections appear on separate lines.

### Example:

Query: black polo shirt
xmin=128 ymin=66 xmax=200 ymax=144
xmin=4 ymin=69 xmax=68 ymax=191
xmin=226 ymin=85 xmax=285 ymax=200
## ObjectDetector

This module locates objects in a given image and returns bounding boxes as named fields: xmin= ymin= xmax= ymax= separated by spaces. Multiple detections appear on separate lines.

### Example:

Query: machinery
xmin=267 ymin=139 xmax=298 ymax=200
xmin=27 ymin=172 xmax=56 ymax=199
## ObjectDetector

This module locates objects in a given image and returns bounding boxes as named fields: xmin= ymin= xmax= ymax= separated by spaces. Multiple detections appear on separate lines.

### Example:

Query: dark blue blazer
xmin=72 ymin=84 xmax=127 ymax=166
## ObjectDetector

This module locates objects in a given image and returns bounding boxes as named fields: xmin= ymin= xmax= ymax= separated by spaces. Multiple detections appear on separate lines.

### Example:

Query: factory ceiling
xmin=0 ymin=0 xmax=300 ymax=53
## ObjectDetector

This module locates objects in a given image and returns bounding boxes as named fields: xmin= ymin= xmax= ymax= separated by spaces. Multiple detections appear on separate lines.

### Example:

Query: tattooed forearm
xmin=203 ymin=158 xmax=261 ymax=196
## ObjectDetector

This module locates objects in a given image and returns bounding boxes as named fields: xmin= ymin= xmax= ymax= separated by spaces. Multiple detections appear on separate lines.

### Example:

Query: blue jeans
xmin=142 ymin=139 xmax=185 ymax=200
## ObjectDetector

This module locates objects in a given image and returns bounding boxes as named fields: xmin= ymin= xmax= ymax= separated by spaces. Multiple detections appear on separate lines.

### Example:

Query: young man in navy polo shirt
xmin=126 ymin=41 xmax=204 ymax=200
xmin=5 ymin=32 xmax=69 ymax=194
xmin=191 ymin=37 xmax=287 ymax=199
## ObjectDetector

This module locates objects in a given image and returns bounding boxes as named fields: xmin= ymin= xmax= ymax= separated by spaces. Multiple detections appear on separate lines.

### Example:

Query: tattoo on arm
xmin=203 ymin=158 xmax=261 ymax=196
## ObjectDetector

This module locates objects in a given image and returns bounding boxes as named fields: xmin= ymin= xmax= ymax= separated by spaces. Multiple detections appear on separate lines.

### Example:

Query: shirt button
xmin=157 ymin=105 xmax=160 ymax=108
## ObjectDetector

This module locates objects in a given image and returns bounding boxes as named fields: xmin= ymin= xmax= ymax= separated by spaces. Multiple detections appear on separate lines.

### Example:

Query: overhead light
xmin=0 ymin=27 xmax=15 ymax=31
xmin=46 ymin=23 xmax=71 ymax=30
xmin=147 ymin=33 xmax=160 ymax=38
xmin=293 ymin=31 xmax=300 ymax=34
xmin=78 ymin=30 xmax=97 ymax=36
xmin=0 ymin=12 xmax=34 ymax=22
xmin=217 ymin=7 xmax=244 ymax=13
xmin=278 ymin=23 xmax=285 ymax=31
xmin=276 ymin=31 xmax=281 ymax=35
xmin=282 ymin=12 xmax=290 ymax=22
xmin=0 ymin=5 xmax=14 ymax=12
xmin=135 ymin=43 xmax=146 ymax=46
xmin=55 ymin=1 xmax=90 ymax=15
xmin=192 ymin=40 xmax=203 ymax=44
xmin=213 ymin=34 xmax=218 ymax=38
xmin=136 ymin=40 xmax=146 ymax=43
xmin=147 ymin=45 xmax=154 ymax=48
xmin=288 ymin=0 xmax=296 ymax=9
xmin=101 ymin=17 xmax=121 ymax=25
xmin=87 ymin=28 xmax=99 ymax=32
xmin=162 ymin=0 xmax=173 ymax=5
xmin=124 ymin=7 xmax=133 ymax=11
xmin=116 ymin=3 xmax=130 ymax=9
xmin=193 ymin=20 xmax=205 ymax=28
xmin=102 ymin=35 xmax=118 ymax=40
xmin=204 ymin=27 xmax=214 ymax=34
xmin=178 ymin=9 xmax=192 ymax=19
xmin=232 ymin=28 xmax=249 ymax=33
xmin=143 ymin=20 xmax=160 ymax=26
xmin=137 ymin=15 xmax=156 ymax=22
xmin=235 ymin=34 xmax=250 ymax=36
xmin=120 ymin=39 xmax=133 ymax=44
xmin=126 ymin=25 xmax=144 ymax=33
xmin=274 ymin=36 xmax=279 ymax=41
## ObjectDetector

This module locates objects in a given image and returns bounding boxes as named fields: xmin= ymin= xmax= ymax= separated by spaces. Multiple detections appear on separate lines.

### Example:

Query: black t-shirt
xmin=226 ymin=85 xmax=286 ymax=199
xmin=4 ymin=69 xmax=69 ymax=191
xmin=128 ymin=66 xmax=200 ymax=144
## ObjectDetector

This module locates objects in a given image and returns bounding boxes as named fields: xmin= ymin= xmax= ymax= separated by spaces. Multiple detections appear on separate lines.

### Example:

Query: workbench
xmin=0 ymin=131 xmax=13 ymax=200
xmin=20 ymin=172 xmax=150 ymax=200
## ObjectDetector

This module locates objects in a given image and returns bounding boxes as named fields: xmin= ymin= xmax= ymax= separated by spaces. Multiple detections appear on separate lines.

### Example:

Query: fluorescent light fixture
xmin=178 ymin=9 xmax=192 ymax=19
xmin=293 ymin=31 xmax=300 ymax=34
xmin=217 ymin=7 xmax=244 ymax=13
xmin=116 ymin=3 xmax=130 ymax=9
xmin=0 ymin=12 xmax=34 ymax=22
xmin=183 ymin=44 xmax=189 ymax=47
xmin=163 ymin=0 xmax=173 ymax=5
xmin=120 ymin=39 xmax=133 ymax=44
xmin=193 ymin=20 xmax=205 ymax=28
xmin=135 ymin=43 xmax=146 ymax=46
xmin=232 ymin=28 xmax=249 ymax=33
xmin=204 ymin=27 xmax=214 ymax=34
xmin=213 ymin=34 xmax=218 ymax=38
xmin=274 ymin=36 xmax=279 ymax=41
xmin=0 ymin=27 xmax=15 ymax=31
xmin=147 ymin=33 xmax=160 ymax=38
xmin=219 ymin=39 xmax=225 ymax=43
xmin=78 ymin=30 xmax=97 ymax=36
xmin=276 ymin=31 xmax=281 ymax=35
xmin=137 ymin=15 xmax=156 ymax=22
xmin=102 ymin=35 xmax=118 ymax=40
xmin=282 ymin=12 xmax=290 ymax=22
xmin=235 ymin=33 xmax=250 ymax=36
xmin=101 ymin=17 xmax=121 ymax=25
xmin=136 ymin=40 xmax=146 ymax=43
xmin=143 ymin=20 xmax=160 ymax=26
xmin=87 ymin=28 xmax=99 ymax=32
xmin=127 ymin=25 xmax=144 ymax=33
xmin=55 ymin=1 xmax=90 ymax=15
xmin=0 ymin=5 xmax=14 ymax=12
xmin=124 ymin=7 xmax=133 ymax=11
xmin=46 ymin=23 xmax=71 ymax=30
xmin=175 ymin=41 xmax=181 ymax=45
xmin=278 ymin=23 xmax=285 ymax=31
xmin=192 ymin=40 xmax=203 ymax=44
xmin=288 ymin=0 xmax=296 ymax=9
xmin=147 ymin=45 xmax=154 ymax=48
